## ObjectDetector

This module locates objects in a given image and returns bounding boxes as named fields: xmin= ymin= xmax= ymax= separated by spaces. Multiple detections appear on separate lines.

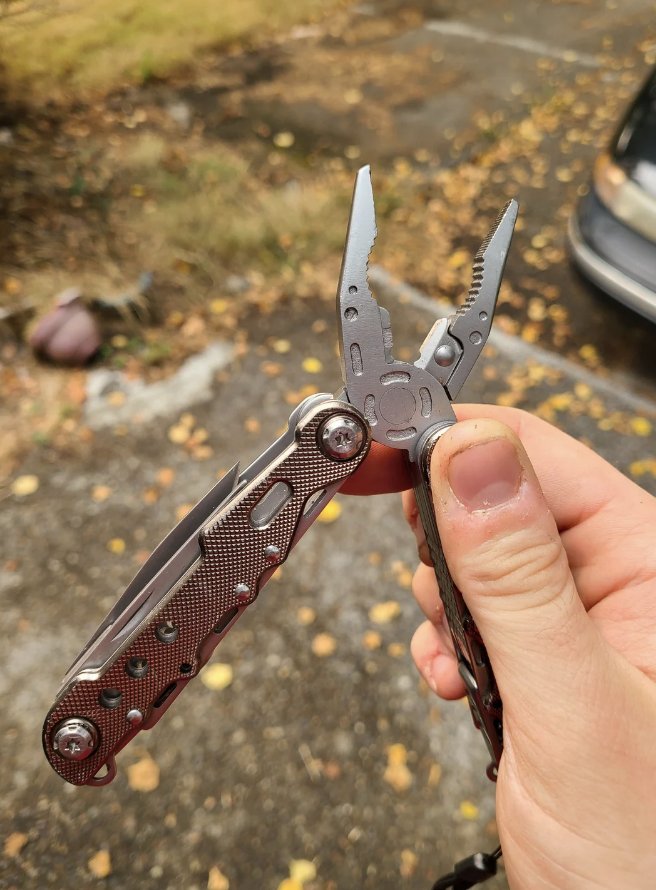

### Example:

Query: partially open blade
xmin=445 ymin=199 xmax=518 ymax=399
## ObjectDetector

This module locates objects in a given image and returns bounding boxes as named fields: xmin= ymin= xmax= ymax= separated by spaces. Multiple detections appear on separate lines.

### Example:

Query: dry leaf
xmin=387 ymin=642 xmax=406 ymax=658
xmin=276 ymin=881 xmax=302 ymax=890
xmin=289 ymin=860 xmax=317 ymax=884
xmin=4 ymin=832 xmax=28 ymax=857
xmin=107 ymin=391 xmax=126 ymax=408
xmin=4 ymin=276 xmax=21 ymax=295
xmin=168 ymin=423 xmax=190 ymax=444
xmin=176 ymin=503 xmax=194 ymax=522
xmin=88 ymin=849 xmax=112 ymax=878
xmin=272 ymin=339 xmax=291 ymax=354
xmin=369 ymin=601 xmax=401 ymax=624
xmin=157 ymin=468 xmax=175 ymax=487
xmin=210 ymin=299 xmax=229 ymax=315
xmin=317 ymin=500 xmax=341 ymax=523
xmin=202 ymin=663 xmax=233 ymax=691
xmin=142 ymin=486 xmax=159 ymax=505
xmin=11 ymin=475 xmax=39 ymax=497
xmin=208 ymin=866 xmax=230 ymax=890
xmin=629 ymin=417 xmax=652 ymax=437
xmin=244 ymin=417 xmax=261 ymax=434
xmin=363 ymin=630 xmax=382 ymax=650
xmin=400 ymin=850 xmax=418 ymax=878
xmin=459 ymin=800 xmax=480 ymax=820
xmin=127 ymin=756 xmax=160 ymax=792
xmin=107 ymin=538 xmax=125 ymax=555
xmin=92 ymin=485 xmax=112 ymax=503
xmin=297 ymin=607 xmax=316 ymax=626
xmin=312 ymin=633 xmax=337 ymax=657
xmin=428 ymin=763 xmax=443 ymax=787
xmin=261 ymin=361 xmax=283 ymax=377
xmin=384 ymin=762 xmax=412 ymax=793
xmin=368 ymin=552 xmax=381 ymax=565
xmin=180 ymin=413 xmax=195 ymax=428
xmin=302 ymin=357 xmax=322 ymax=374
xmin=273 ymin=132 xmax=295 ymax=148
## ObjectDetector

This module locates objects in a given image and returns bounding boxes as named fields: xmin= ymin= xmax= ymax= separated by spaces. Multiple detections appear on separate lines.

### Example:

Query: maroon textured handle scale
xmin=408 ymin=430 xmax=503 ymax=781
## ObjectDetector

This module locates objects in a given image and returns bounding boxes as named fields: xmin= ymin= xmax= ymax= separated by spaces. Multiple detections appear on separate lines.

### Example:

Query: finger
xmin=412 ymin=562 xmax=444 ymax=625
xmin=403 ymin=491 xmax=431 ymax=565
xmin=410 ymin=619 xmax=465 ymax=700
xmin=340 ymin=440 xmax=409 ymax=494
xmin=430 ymin=418 xmax=603 ymax=736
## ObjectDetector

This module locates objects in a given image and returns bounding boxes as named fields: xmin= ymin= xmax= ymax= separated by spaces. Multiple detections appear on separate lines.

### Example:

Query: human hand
xmin=344 ymin=405 xmax=656 ymax=889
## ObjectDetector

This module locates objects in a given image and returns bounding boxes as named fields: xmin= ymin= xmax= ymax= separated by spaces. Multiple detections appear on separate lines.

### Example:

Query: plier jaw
xmin=337 ymin=165 xmax=518 ymax=458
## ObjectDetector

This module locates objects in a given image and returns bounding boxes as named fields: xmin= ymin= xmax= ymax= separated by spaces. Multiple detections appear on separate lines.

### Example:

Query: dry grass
xmin=124 ymin=136 xmax=350 ymax=280
xmin=0 ymin=0 xmax=346 ymax=97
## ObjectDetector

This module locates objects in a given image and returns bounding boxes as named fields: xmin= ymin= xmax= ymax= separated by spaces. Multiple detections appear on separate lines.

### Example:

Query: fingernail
xmin=447 ymin=438 xmax=522 ymax=512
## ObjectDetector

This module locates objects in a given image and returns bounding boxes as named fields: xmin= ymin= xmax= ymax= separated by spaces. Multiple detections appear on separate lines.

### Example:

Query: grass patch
xmin=0 ymin=0 xmax=346 ymax=97
xmin=125 ymin=136 xmax=350 ymax=281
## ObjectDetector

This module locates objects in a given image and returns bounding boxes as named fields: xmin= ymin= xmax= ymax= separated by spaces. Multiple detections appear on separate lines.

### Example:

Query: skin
xmin=342 ymin=405 xmax=656 ymax=890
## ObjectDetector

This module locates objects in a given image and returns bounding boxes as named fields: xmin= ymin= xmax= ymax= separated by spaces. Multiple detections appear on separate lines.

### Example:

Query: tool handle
xmin=408 ymin=429 xmax=503 ymax=780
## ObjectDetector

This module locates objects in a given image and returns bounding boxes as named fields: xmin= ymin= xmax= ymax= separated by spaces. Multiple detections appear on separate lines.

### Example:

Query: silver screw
xmin=235 ymin=583 xmax=250 ymax=602
xmin=264 ymin=544 xmax=281 ymax=563
xmin=126 ymin=709 xmax=144 ymax=726
xmin=319 ymin=415 xmax=366 ymax=461
xmin=434 ymin=344 xmax=456 ymax=367
xmin=52 ymin=718 xmax=98 ymax=761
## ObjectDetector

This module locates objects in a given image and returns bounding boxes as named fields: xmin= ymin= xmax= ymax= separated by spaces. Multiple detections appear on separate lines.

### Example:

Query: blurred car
xmin=568 ymin=65 xmax=656 ymax=322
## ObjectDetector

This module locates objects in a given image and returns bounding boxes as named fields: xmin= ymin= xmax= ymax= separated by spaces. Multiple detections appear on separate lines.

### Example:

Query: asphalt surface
xmin=3 ymin=2 xmax=656 ymax=890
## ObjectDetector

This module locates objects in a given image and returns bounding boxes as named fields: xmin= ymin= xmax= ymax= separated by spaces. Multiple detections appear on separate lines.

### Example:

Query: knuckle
xmin=459 ymin=527 xmax=571 ymax=604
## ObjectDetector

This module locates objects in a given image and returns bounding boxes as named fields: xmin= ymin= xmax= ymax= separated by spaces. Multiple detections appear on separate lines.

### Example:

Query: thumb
xmin=430 ymin=418 xmax=602 ymax=735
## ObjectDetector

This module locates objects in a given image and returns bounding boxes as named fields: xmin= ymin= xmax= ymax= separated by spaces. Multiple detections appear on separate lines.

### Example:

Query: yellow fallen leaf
xmin=111 ymin=334 xmax=129 ymax=349
xmin=107 ymin=391 xmax=126 ymax=408
xmin=157 ymin=467 xmax=175 ymax=487
xmin=369 ymin=601 xmax=401 ymax=624
xmin=176 ymin=503 xmax=194 ymax=522
xmin=202 ymin=663 xmax=233 ymax=691
xmin=208 ymin=865 xmax=230 ymax=890
xmin=312 ymin=632 xmax=336 ymax=657
xmin=127 ymin=755 xmax=160 ymax=792
xmin=459 ymin=800 xmax=480 ymax=820
xmin=273 ymin=131 xmax=295 ymax=148
xmin=384 ymin=762 xmax=412 ymax=793
xmin=400 ymin=850 xmax=418 ymax=878
xmin=363 ymin=630 xmax=382 ymax=650
xmin=629 ymin=416 xmax=652 ymax=437
xmin=210 ymin=299 xmax=229 ymax=315
xmin=180 ymin=412 xmax=195 ymax=428
xmin=168 ymin=423 xmax=190 ymax=444
xmin=368 ymin=551 xmax=381 ymax=565
xmin=579 ymin=343 xmax=599 ymax=367
xmin=272 ymin=339 xmax=291 ymax=354
xmin=245 ymin=417 xmax=261 ymax=434
xmin=261 ymin=361 xmax=284 ymax=377
xmin=297 ymin=607 xmax=316 ymax=626
xmin=387 ymin=643 xmax=406 ymax=658
xmin=277 ymin=881 xmax=302 ymax=890
xmin=107 ymin=538 xmax=125 ymax=555
xmin=289 ymin=859 xmax=316 ymax=884
xmin=11 ymin=475 xmax=39 ymax=497
xmin=302 ymin=357 xmax=323 ymax=374
xmin=447 ymin=248 xmax=469 ymax=269
xmin=4 ymin=832 xmax=28 ymax=857
xmin=428 ymin=763 xmax=442 ymax=787
xmin=629 ymin=459 xmax=656 ymax=478
xmin=317 ymin=500 xmax=341 ymax=523
xmin=92 ymin=484 xmax=112 ymax=502
xmin=574 ymin=382 xmax=592 ymax=400
xmin=88 ymin=849 xmax=112 ymax=878
xmin=388 ymin=743 xmax=407 ymax=765
xmin=344 ymin=88 xmax=363 ymax=105
xmin=4 ymin=276 xmax=22 ymax=295
xmin=130 ymin=183 xmax=146 ymax=197
xmin=142 ymin=486 xmax=159 ymax=505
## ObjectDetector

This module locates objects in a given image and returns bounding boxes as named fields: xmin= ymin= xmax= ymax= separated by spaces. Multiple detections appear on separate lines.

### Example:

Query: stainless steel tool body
xmin=43 ymin=166 xmax=516 ymax=786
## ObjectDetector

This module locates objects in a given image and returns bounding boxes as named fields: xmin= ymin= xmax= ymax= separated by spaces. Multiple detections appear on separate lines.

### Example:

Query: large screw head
xmin=319 ymin=415 xmax=366 ymax=461
xmin=434 ymin=344 xmax=456 ymax=367
xmin=52 ymin=717 xmax=99 ymax=761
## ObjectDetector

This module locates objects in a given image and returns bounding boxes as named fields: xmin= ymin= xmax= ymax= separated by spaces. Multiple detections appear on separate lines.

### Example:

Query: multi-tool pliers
xmin=43 ymin=169 xmax=517 ymax=811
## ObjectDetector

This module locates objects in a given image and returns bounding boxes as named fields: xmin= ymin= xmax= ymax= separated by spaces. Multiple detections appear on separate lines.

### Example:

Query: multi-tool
xmin=43 ymin=168 xmax=516 ymax=838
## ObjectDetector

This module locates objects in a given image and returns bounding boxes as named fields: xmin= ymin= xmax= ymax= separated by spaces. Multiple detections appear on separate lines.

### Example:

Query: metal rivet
xmin=126 ymin=709 xmax=144 ymax=726
xmin=319 ymin=415 xmax=366 ymax=461
xmin=469 ymin=331 xmax=482 ymax=345
xmin=479 ymin=311 xmax=488 ymax=321
xmin=52 ymin=718 xmax=99 ymax=761
xmin=264 ymin=544 xmax=281 ymax=563
xmin=348 ymin=285 xmax=357 ymax=294
xmin=235 ymin=583 xmax=250 ymax=603
xmin=434 ymin=344 xmax=456 ymax=367
xmin=344 ymin=307 xmax=358 ymax=321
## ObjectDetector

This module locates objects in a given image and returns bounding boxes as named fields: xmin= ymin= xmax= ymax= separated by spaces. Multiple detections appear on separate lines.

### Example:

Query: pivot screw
xmin=319 ymin=415 xmax=366 ymax=461
xmin=234 ymin=583 xmax=251 ymax=603
xmin=126 ymin=709 xmax=144 ymax=726
xmin=264 ymin=544 xmax=281 ymax=563
xmin=52 ymin=718 xmax=99 ymax=761
xmin=434 ymin=344 xmax=456 ymax=367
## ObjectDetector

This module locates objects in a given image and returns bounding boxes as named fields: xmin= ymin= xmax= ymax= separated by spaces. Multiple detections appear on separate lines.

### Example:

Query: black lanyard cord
xmin=431 ymin=845 xmax=502 ymax=890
